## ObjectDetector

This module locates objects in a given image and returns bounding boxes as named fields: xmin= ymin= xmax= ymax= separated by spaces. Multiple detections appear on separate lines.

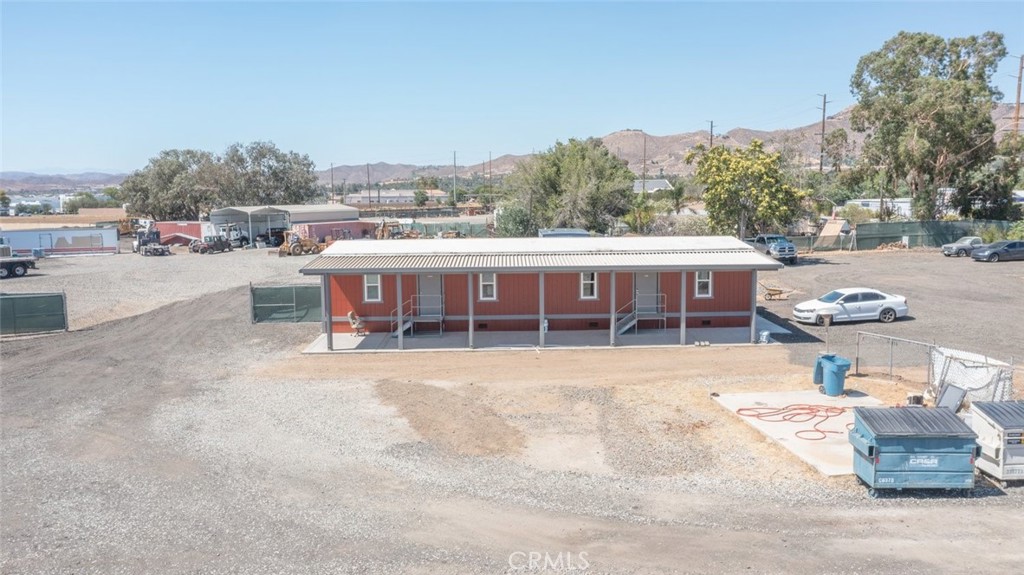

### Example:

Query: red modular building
xmin=300 ymin=236 xmax=783 ymax=351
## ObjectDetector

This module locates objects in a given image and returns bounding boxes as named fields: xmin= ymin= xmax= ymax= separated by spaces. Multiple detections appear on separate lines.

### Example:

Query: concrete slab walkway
xmin=713 ymin=389 xmax=884 ymax=476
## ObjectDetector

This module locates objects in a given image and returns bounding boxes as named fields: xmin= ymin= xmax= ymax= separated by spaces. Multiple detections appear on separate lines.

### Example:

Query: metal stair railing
xmin=635 ymin=293 xmax=667 ymax=330
xmin=390 ymin=299 xmax=414 ymax=336
xmin=411 ymin=294 xmax=444 ymax=335
xmin=615 ymin=300 xmax=637 ymax=335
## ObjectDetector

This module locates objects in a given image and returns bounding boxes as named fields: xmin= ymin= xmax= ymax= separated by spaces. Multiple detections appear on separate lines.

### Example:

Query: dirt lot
xmin=2 ymin=247 xmax=1022 ymax=574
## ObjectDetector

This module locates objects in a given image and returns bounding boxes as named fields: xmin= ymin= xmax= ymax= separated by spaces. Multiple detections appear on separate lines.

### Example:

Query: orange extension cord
xmin=736 ymin=404 xmax=850 ymax=441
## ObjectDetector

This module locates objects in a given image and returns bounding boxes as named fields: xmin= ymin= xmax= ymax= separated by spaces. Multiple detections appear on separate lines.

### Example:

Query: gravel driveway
xmin=2 ymin=247 xmax=1022 ymax=574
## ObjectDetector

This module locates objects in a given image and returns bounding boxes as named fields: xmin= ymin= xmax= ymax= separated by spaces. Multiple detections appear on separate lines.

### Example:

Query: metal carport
xmin=209 ymin=207 xmax=290 ymax=247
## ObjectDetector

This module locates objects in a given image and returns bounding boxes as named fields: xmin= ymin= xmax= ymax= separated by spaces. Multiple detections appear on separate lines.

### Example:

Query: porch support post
xmin=749 ymin=271 xmax=758 ymax=343
xmin=538 ymin=272 xmax=545 ymax=348
xmin=609 ymin=271 xmax=616 ymax=346
xmin=467 ymin=272 xmax=475 ymax=349
xmin=397 ymin=274 xmax=404 ymax=350
xmin=679 ymin=270 xmax=687 ymax=345
xmin=323 ymin=274 xmax=333 ymax=351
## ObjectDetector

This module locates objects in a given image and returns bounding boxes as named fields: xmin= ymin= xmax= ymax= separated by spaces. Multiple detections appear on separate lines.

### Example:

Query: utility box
xmin=849 ymin=407 xmax=980 ymax=497
xmin=969 ymin=401 xmax=1024 ymax=487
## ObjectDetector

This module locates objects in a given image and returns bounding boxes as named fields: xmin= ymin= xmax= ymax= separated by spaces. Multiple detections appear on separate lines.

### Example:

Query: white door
xmin=634 ymin=272 xmax=659 ymax=314
xmin=417 ymin=274 xmax=443 ymax=317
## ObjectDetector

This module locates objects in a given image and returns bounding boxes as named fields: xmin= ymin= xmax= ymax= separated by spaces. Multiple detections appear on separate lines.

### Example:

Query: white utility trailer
xmin=969 ymin=401 xmax=1024 ymax=487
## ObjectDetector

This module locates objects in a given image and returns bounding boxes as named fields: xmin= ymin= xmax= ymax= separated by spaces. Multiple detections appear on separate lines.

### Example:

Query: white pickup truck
xmin=745 ymin=234 xmax=799 ymax=265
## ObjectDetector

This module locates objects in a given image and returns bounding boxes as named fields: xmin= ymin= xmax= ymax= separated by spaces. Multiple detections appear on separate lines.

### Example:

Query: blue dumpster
xmin=814 ymin=354 xmax=851 ymax=396
xmin=849 ymin=407 xmax=980 ymax=497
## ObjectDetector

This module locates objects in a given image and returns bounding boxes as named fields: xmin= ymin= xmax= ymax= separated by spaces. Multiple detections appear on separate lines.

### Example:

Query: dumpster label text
xmin=909 ymin=456 xmax=939 ymax=467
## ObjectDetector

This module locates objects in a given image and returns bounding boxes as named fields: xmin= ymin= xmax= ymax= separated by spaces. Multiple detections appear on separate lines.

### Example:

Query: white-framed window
xmin=695 ymin=270 xmax=713 ymax=298
xmin=479 ymin=272 xmax=496 ymax=301
xmin=580 ymin=272 xmax=598 ymax=299
xmin=364 ymin=274 xmax=381 ymax=302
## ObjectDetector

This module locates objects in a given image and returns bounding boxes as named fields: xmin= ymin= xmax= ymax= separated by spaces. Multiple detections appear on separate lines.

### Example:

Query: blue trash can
xmin=820 ymin=355 xmax=851 ymax=396
xmin=813 ymin=354 xmax=836 ymax=386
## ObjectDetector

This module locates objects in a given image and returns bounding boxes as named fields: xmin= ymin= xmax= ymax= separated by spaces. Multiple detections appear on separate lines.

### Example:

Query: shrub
xmin=978 ymin=225 xmax=1004 ymax=243
xmin=1007 ymin=221 xmax=1024 ymax=240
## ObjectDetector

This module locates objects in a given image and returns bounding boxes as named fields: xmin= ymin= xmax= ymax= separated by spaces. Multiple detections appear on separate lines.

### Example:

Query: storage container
xmin=849 ymin=407 xmax=980 ymax=497
xmin=969 ymin=401 xmax=1024 ymax=487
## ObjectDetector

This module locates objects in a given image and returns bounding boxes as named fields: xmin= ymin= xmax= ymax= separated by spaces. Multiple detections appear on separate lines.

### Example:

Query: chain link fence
xmin=0 ymin=292 xmax=68 ymax=335
xmin=849 ymin=332 xmax=1018 ymax=403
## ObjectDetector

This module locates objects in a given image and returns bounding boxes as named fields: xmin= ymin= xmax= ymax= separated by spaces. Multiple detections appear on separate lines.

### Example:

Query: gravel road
xmin=2 ymin=247 xmax=1022 ymax=574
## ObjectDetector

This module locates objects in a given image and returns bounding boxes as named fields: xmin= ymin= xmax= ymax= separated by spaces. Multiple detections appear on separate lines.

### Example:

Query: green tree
xmin=501 ymin=138 xmax=633 ymax=234
xmin=623 ymin=192 xmax=656 ymax=234
xmin=686 ymin=140 xmax=804 ymax=237
xmin=850 ymin=31 xmax=1007 ymax=219
xmin=495 ymin=203 xmax=535 ymax=237
xmin=822 ymin=129 xmax=852 ymax=173
xmin=62 ymin=192 xmax=101 ymax=214
xmin=0 ymin=189 xmax=10 ymax=210
xmin=413 ymin=189 xmax=428 ymax=207
xmin=837 ymin=203 xmax=875 ymax=227
xmin=219 ymin=141 xmax=319 ymax=206
xmin=118 ymin=149 xmax=222 ymax=220
xmin=951 ymin=135 xmax=1024 ymax=220
xmin=118 ymin=142 xmax=319 ymax=220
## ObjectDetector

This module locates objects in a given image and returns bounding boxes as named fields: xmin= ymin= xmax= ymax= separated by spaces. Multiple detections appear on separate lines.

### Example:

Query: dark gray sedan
xmin=970 ymin=240 xmax=1024 ymax=262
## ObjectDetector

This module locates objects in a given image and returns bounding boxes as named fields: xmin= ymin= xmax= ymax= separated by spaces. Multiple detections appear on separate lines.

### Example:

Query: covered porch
xmin=304 ymin=314 xmax=790 ymax=354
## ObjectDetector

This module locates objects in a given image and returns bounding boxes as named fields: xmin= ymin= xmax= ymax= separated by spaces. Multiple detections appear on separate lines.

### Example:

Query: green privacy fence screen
xmin=787 ymin=220 xmax=1013 ymax=252
xmin=852 ymin=220 xmax=1011 ymax=250
xmin=0 ymin=292 xmax=68 ymax=335
xmin=250 ymin=284 xmax=322 ymax=323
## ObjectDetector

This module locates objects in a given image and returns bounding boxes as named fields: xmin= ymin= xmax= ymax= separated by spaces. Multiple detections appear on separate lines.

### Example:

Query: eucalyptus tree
xmin=849 ymin=31 xmax=1007 ymax=219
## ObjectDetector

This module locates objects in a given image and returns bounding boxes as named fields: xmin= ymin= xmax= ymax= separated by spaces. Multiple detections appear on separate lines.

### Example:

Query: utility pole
xmin=330 ymin=162 xmax=334 ymax=203
xmin=707 ymin=120 xmax=714 ymax=148
xmin=366 ymin=163 xmax=370 ymax=205
xmin=642 ymin=131 xmax=647 ymax=195
xmin=1014 ymin=54 xmax=1023 ymax=136
xmin=818 ymin=93 xmax=831 ymax=172
xmin=452 ymin=151 xmax=457 ymax=205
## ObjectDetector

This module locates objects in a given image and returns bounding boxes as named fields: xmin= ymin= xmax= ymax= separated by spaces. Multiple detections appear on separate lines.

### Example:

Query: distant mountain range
xmin=3 ymin=104 xmax=1016 ymax=192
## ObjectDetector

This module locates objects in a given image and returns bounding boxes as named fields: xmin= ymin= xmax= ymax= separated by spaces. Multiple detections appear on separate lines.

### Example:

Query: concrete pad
xmin=713 ymin=389 xmax=885 ymax=476
xmin=755 ymin=315 xmax=791 ymax=335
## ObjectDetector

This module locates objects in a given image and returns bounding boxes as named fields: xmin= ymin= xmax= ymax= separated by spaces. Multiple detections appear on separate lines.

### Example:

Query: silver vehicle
xmin=941 ymin=236 xmax=984 ymax=257
xmin=792 ymin=287 xmax=909 ymax=326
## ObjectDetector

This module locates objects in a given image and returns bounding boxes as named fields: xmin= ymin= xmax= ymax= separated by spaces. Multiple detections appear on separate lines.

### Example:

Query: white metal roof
xmin=301 ymin=235 xmax=783 ymax=274
xmin=210 ymin=206 xmax=289 ymax=217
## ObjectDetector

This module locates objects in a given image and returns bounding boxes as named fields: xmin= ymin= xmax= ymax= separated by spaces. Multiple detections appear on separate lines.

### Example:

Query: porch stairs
xmin=390 ymin=295 xmax=444 ymax=338
xmin=615 ymin=294 xmax=667 ymax=336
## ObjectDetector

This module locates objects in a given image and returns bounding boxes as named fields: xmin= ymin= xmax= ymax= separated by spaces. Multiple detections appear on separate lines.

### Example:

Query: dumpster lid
xmin=853 ymin=407 xmax=976 ymax=438
xmin=970 ymin=401 xmax=1024 ymax=430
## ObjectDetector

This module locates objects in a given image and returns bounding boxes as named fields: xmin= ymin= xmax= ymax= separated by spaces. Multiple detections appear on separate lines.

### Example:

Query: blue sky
xmin=2 ymin=1 xmax=1022 ymax=174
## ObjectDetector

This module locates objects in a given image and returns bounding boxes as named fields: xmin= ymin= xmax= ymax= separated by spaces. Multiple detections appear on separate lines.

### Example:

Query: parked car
xmin=191 ymin=235 xmax=233 ymax=254
xmin=970 ymin=240 xmax=1024 ymax=262
xmin=792 ymin=287 xmax=909 ymax=326
xmin=941 ymin=236 xmax=985 ymax=257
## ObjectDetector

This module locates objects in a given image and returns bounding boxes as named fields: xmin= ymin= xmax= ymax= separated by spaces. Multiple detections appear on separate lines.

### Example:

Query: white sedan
xmin=792 ymin=287 xmax=909 ymax=326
